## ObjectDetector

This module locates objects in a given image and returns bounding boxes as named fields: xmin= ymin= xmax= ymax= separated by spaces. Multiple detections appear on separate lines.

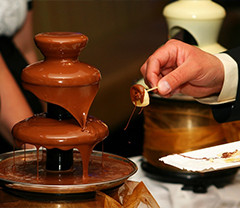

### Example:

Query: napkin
xmin=160 ymin=141 xmax=240 ymax=172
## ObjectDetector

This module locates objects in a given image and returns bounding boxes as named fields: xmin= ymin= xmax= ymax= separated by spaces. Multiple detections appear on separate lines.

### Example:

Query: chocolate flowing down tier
xmin=21 ymin=32 xmax=101 ymax=128
xmin=12 ymin=32 xmax=110 ymax=179
xmin=13 ymin=114 xmax=108 ymax=150
xmin=0 ymin=150 xmax=137 ymax=194
xmin=3 ymin=32 xmax=138 ymax=195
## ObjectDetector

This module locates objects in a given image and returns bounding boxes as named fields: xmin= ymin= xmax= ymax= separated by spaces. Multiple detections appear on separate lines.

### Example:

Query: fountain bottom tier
xmin=12 ymin=113 xmax=109 ymax=177
xmin=0 ymin=149 xmax=137 ymax=194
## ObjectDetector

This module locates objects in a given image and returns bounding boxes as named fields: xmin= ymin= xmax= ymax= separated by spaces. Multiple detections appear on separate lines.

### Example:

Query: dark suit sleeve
xmin=212 ymin=47 xmax=240 ymax=123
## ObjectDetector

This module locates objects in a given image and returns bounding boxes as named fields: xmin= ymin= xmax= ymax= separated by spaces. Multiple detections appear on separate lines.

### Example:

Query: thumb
xmin=158 ymin=79 xmax=172 ymax=95
xmin=157 ymin=64 xmax=196 ymax=95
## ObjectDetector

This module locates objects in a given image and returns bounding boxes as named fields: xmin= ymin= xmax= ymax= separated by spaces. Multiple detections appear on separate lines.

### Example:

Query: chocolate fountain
xmin=0 ymin=32 xmax=136 ymax=195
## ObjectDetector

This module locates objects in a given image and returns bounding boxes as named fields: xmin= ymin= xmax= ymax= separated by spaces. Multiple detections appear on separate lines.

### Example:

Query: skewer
xmin=146 ymin=86 xmax=158 ymax=92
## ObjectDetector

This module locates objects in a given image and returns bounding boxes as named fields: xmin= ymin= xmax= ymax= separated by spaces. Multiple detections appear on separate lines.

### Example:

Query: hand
xmin=140 ymin=39 xmax=224 ymax=98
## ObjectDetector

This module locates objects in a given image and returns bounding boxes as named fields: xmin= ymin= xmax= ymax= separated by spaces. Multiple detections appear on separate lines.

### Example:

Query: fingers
xmin=140 ymin=39 xmax=224 ymax=98
xmin=140 ymin=39 xmax=204 ymax=96
xmin=141 ymin=43 xmax=177 ymax=88
xmin=140 ymin=57 xmax=162 ymax=88
xmin=141 ymin=39 xmax=181 ymax=88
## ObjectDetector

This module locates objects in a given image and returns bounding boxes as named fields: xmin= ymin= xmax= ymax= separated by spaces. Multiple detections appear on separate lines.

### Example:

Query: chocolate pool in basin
xmin=0 ymin=32 xmax=136 ymax=194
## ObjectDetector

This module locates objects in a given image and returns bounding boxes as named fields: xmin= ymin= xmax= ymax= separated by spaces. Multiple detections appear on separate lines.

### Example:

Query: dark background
xmin=2 ymin=0 xmax=240 ymax=156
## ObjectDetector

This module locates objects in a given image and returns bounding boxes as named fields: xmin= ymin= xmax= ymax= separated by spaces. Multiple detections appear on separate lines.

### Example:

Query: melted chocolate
xmin=124 ymin=84 xmax=146 ymax=130
xmin=130 ymin=84 xmax=146 ymax=105
xmin=11 ymin=32 xmax=109 ymax=182
xmin=21 ymin=32 xmax=101 ymax=128
xmin=221 ymin=150 xmax=238 ymax=159
xmin=12 ymin=114 xmax=108 ymax=180
xmin=0 ymin=151 xmax=134 ymax=185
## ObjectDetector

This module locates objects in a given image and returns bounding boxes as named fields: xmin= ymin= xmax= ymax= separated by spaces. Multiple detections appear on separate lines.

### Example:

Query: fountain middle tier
xmin=13 ymin=114 xmax=108 ymax=149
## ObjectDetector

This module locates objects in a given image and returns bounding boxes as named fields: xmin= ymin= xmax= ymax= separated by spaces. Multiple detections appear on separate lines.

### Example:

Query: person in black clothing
xmin=140 ymin=39 xmax=240 ymax=123
xmin=0 ymin=0 xmax=42 ymax=152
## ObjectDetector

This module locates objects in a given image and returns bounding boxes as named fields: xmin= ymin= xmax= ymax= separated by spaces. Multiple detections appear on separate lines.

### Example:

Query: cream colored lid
xmin=163 ymin=0 xmax=226 ymax=20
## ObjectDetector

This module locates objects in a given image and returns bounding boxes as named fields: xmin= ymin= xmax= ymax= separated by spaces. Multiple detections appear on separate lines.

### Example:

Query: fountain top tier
xmin=22 ymin=32 xmax=101 ymax=88
xmin=21 ymin=32 xmax=102 ymax=128
xmin=35 ymin=32 xmax=88 ymax=59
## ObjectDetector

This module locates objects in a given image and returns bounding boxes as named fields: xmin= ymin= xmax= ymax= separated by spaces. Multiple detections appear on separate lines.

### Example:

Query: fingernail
xmin=158 ymin=80 xmax=171 ymax=94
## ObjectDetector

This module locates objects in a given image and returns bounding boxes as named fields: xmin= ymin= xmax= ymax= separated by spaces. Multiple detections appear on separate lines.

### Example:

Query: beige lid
xmin=163 ymin=0 xmax=225 ymax=20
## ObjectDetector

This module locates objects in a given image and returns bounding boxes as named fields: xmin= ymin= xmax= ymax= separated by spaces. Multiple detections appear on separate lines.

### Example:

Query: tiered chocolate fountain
xmin=0 ymin=32 xmax=136 ymax=194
